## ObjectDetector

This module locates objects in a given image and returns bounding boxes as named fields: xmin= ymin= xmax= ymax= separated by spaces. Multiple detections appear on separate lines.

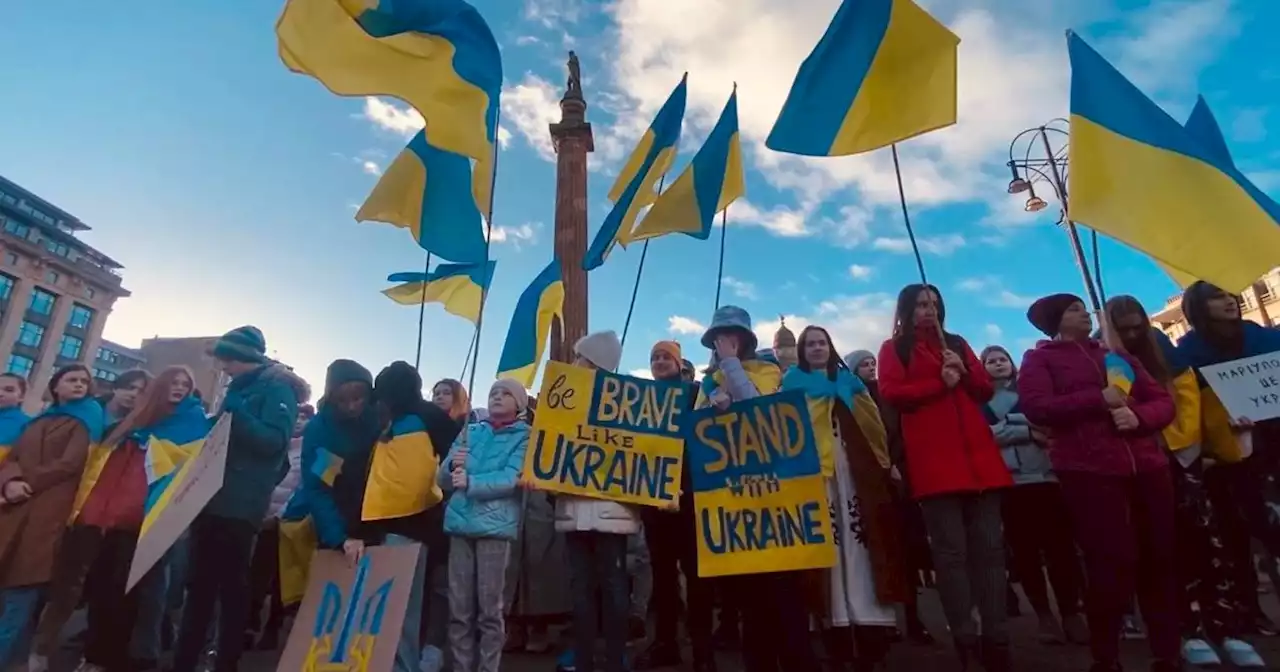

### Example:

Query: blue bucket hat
xmin=211 ymin=326 xmax=267 ymax=364
xmin=701 ymin=305 xmax=758 ymax=352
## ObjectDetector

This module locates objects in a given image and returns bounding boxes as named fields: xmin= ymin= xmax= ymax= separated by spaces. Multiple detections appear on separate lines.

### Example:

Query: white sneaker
xmin=1181 ymin=638 xmax=1221 ymax=668
xmin=1222 ymin=638 xmax=1266 ymax=668
xmin=26 ymin=654 xmax=49 ymax=672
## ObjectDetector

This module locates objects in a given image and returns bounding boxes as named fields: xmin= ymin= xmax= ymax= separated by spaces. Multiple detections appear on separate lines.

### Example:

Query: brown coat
xmin=0 ymin=416 xmax=92 ymax=589
xmin=805 ymin=397 xmax=910 ymax=617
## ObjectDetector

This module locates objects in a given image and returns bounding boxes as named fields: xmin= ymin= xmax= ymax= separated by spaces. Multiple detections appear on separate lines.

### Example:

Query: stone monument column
xmin=548 ymin=51 xmax=594 ymax=362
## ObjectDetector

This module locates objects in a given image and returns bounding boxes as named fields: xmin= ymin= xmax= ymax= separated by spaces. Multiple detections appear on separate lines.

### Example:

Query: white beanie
xmin=574 ymin=330 xmax=623 ymax=372
xmin=490 ymin=378 xmax=529 ymax=413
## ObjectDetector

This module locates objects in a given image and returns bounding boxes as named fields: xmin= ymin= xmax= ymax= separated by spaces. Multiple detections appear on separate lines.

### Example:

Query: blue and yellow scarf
xmin=0 ymin=406 xmax=31 ymax=463
xmin=782 ymin=366 xmax=882 ymax=476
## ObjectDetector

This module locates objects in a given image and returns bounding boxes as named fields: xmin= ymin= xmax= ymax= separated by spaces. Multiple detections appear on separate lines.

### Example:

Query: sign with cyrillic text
xmin=1201 ymin=353 xmax=1280 ymax=422
xmin=523 ymin=361 xmax=687 ymax=508
xmin=684 ymin=390 xmax=835 ymax=577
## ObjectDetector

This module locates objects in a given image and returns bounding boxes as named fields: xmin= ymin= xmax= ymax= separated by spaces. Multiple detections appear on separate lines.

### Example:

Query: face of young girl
xmin=432 ymin=384 xmax=454 ymax=412
xmin=168 ymin=373 xmax=193 ymax=403
xmin=488 ymin=387 xmax=517 ymax=417
xmin=56 ymin=369 xmax=91 ymax=402
xmin=984 ymin=351 xmax=1013 ymax=380
xmin=0 ymin=377 xmax=24 ymax=408
xmin=803 ymin=331 xmax=831 ymax=369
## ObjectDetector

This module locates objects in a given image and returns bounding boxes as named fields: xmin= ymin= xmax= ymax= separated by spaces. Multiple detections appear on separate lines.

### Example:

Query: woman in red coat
xmin=1017 ymin=294 xmax=1180 ymax=672
xmin=876 ymin=284 xmax=1013 ymax=672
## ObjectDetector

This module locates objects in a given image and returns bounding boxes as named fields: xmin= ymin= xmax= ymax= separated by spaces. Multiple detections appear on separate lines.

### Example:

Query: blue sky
xmin=1 ymin=0 xmax=1277 ymax=393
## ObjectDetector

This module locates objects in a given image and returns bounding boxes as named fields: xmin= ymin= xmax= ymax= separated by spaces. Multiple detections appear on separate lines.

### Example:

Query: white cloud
xmin=984 ymin=323 xmax=1004 ymax=341
xmin=872 ymin=234 xmax=966 ymax=256
xmin=753 ymin=294 xmax=896 ymax=357
xmin=360 ymin=160 xmax=382 ymax=176
xmin=628 ymin=368 xmax=654 ymax=379
xmin=486 ymin=222 xmax=540 ymax=247
xmin=363 ymin=97 xmax=423 ymax=137
xmin=848 ymin=264 xmax=873 ymax=281
xmin=497 ymin=126 xmax=513 ymax=149
xmin=1111 ymin=0 xmax=1240 ymax=99
xmin=729 ymin=199 xmax=811 ymax=237
xmin=668 ymin=315 xmax=706 ymax=335
xmin=720 ymin=276 xmax=757 ymax=301
xmin=501 ymin=74 xmax=562 ymax=161
xmin=525 ymin=0 xmax=587 ymax=27
xmin=958 ymin=276 xmax=1037 ymax=309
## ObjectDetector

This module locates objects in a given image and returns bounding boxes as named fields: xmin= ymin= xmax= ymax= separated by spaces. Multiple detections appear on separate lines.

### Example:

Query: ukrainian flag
xmin=382 ymin=260 xmax=495 ymax=324
xmin=497 ymin=259 xmax=565 ymax=387
xmin=1068 ymin=32 xmax=1280 ymax=295
xmin=138 ymin=397 xmax=214 ymax=538
xmin=0 ymin=407 xmax=29 ymax=464
xmin=766 ymin=0 xmax=958 ymax=157
xmin=582 ymin=75 xmax=688 ymax=270
xmin=1104 ymin=352 xmax=1134 ymax=396
xmin=277 ymin=0 xmax=502 ymax=162
xmin=358 ymin=130 xmax=493 ymax=264
xmin=629 ymin=89 xmax=745 ymax=243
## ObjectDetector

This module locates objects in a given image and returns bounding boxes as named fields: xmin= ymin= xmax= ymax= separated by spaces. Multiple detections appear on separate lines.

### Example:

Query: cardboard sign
xmin=1201 ymin=352 xmax=1280 ymax=422
xmin=684 ymin=390 xmax=835 ymax=577
xmin=127 ymin=414 xmax=230 ymax=591
xmin=278 ymin=544 xmax=422 ymax=672
xmin=523 ymin=361 xmax=688 ymax=508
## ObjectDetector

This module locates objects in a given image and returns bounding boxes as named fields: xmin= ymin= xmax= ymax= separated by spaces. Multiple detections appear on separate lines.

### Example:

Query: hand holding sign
xmin=1201 ymin=353 xmax=1280 ymax=423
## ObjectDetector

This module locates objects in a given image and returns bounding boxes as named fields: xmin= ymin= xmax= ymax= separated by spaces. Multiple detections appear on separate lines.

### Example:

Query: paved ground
xmin=33 ymin=585 xmax=1280 ymax=670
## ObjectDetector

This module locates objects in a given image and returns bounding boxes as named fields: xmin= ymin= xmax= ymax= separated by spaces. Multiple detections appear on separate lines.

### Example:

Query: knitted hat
xmin=844 ymin=350 xmax=875 ymax=370
xmin=211 ymin=326 xmax=267 ymax=364
xmin=701 ymin=305 xmax=758 ymax=352
xmin=490 ymin=378 xmax=530 ymax=413
xmin=1027 ymin=293 xmax=1083 ymax=337
xmin=574 ymin=331 xmax=622 ymax=372
xmin=651 ymin=340 xmax=682 ymax=363
xmin=325 ymin=359 xmax=373 ymax=396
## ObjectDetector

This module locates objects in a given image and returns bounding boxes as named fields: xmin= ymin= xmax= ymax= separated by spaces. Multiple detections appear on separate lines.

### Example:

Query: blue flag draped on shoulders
xmin=41 ymin=397 xmax=106 ymax=443
xmin=0 ymin=406 xmax=31 ymax=463
xmin=583 ymin=75 xmax=687 ymax=270
xmin=383 ymin=260 xmax=495 ymax=324
xmin=629 ymin=89 xmax=745 ymax=243
xmin=1067 ymin=32 xmax=1280 ymax=294
xmin=766 ymin=0 xmax=959 ymax=157
xmin=497 ymin=259 xmax=565 ymax=387
xmin=137 ymin=396 xmax=215 ymax=537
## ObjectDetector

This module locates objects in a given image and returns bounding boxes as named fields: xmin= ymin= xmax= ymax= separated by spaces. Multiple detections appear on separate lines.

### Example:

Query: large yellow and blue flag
xmin=0 ymin=406 xmax=30 ymax=464
xmin=497 ymin=259 xmax=565 ymax=387
xmin=277 ymin=0 xmax=502 ymax=161
xmin=358 ymin=130 xmax=493 ymax=264
xmin=582 ymin=75 xmax=688 ymax=270
xmin=766 ymin=0 xmax=959 ymax=157
xmin=629 ymin=89 xmax=745 ymax=243
xmin=1068 ymin=33 xmax=1280 ymax=294
xmin=383 ymin=259 xmax=495 ymax=324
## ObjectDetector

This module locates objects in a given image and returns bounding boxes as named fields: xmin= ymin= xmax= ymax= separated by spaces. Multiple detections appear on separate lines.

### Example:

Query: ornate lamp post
xmin=1006 ymin=119 xmax=1105 ymax=311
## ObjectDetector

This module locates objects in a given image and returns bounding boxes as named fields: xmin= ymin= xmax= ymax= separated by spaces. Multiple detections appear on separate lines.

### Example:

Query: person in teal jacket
xmin=172 ymin=326 xmax=309 ymax=672
xmin=439 ymin=378 xmax=531 ymax=672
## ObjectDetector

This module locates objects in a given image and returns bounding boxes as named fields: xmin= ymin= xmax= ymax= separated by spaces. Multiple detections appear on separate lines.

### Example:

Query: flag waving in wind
xmin=766 ymin=0 xmax=959 ymax=157
xmin=1068 ymin=32 xmax=1280 ymax=294
xmin=497 ymin=260 xmax=565 ymax=387
xmin=582 ymin=75 xmax=688 ymax=270
xmin=629 ymin=89 xmax=745 ymax=243
xmin=383 ymin=260 xmax=496 ymax=324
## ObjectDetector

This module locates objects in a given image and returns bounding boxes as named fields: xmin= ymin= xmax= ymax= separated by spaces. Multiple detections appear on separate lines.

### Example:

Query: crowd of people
xmin=0 ymin=277 xmax=1278 ymax=672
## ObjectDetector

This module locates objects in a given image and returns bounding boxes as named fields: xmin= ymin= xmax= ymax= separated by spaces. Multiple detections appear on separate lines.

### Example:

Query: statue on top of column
xmin=566 ymin=51 xmax=582 ymax=96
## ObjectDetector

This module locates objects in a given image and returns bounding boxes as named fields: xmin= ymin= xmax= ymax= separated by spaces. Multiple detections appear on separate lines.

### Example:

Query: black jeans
xmin=1001 ymin=482 xmax=1082 ymax=619
xmin=567 ymin=531 xmax=629 ymax=672
xmin=642 ymin=507 xmax=713 ymax=659
xmin=736 ymin=571 xmax=820 ymax=672
xmin=83 ymin=529 xmax=141 ymax=672
xmin=245 ymin=526 xmax=284 ymax=639
xmin=172 ymin=514 xmax=258 ymax=672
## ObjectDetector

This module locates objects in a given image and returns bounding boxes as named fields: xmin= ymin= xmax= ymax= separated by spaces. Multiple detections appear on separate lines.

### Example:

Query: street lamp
xmin=1005 ymin=119 xmax=1105 ymax=311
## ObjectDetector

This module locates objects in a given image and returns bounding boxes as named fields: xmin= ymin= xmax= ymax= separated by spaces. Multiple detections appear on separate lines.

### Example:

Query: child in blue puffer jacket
xmin=438 ymin=378 xmax=530 ymax=672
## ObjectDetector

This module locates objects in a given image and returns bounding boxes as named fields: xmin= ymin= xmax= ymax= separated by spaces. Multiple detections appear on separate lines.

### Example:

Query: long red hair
xmin=104 ymin=366 xmax=195 ymax=446
xmin=432 ymin=378 xmax=470 ymax=422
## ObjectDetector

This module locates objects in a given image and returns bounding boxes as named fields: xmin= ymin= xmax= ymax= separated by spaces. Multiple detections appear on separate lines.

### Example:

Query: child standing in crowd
xmin=100 ymin=370 xmax=151 ymax=423
xmin=172 ymin=327 xmax=309 ymax=672
xmin=1019 ymin=294 xmax=1180 ymax=672
xmin=558 ymin=330 xmax=637 ymax=672
xmin=980 ymin=345 xmax=1086 ymax=646
xmin=786 ymin=326 xmax=904 ymax=672
xmin=439 ymin=378 xmax=530 ymax=672
xmin=877 ymin=284 xmax=1013 ymax=672
xmin=0 ymin=365 xmax=104 ymax=670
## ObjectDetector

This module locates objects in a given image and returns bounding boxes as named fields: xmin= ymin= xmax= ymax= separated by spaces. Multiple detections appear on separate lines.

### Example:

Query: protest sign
xmin=523 ymin=361 xmax=688 ymax=508
xmin=278 ymin=544 xmax=421 ymax=672
xmin=127 ymin=414 xmax=230 ymax=591
xmin=1201 ymin=352 xmax=1280 ymax=422
xmin=684 ymin=390 xmax=835 ymax=577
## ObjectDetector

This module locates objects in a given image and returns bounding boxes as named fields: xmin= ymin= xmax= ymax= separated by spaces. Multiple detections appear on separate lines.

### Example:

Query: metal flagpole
xmin=890 ymin=143 xmax=946 ymax=343
xmin=714 ymin=208 xmax=729 ymax=310
xmin=618 ymin=175 xmax=667 ymax=355
xmin=414 ymin=251 xmax=433 ymax=371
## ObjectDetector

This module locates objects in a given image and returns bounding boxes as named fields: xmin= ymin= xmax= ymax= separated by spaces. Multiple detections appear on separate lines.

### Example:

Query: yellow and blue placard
xmin=496 ymin=259 xmax=565 ymax=387
xmin=766 ymin=0 xmax=958 ymax=157
xmin=1068 ymin=32 xmax=1280 ymax=294
xmin=523 ymin=362 xmax=687 ymax=508
xmin=383 ymin=260 xmax=495 ymax=324
xmin=363 ymin=414 xmax=443 ymax=521
xmin=684 ymin=390 xmax=836 ymax=577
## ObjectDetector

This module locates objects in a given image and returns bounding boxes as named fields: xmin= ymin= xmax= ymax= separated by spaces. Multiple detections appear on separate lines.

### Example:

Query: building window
xmin=17 ymin=321 xmax=44 ymax=348
xmin=69 ymin=304 xmax=93 ymax=330
xmin=45 ymin=270 xmax=59 ymax=285
xmin=85 ymin=286 xmax=96 ymax=300
xmin=6 ymin=354 xmax=34 ymax=378
xmin=58 ymin=334 xmax=84 ymax=360
xmin=0 ymin=273 xmax=13 ymax=301
xmin=93 ymin=368 xmax=118 ymax=382
xmin=44 ymin=239 xmax=70 ymax=258
xmin=96 ymin=347 xmax=119 ymax=365
xmin=29 ymin=288 xmax=55 ymax=315
xmin=3 ymin=252 xmax=16 ymax=266
xmin=2 ymin=219 xmax=29 ymax=238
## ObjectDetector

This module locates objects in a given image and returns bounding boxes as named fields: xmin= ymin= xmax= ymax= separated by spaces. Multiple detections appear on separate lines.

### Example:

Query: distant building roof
xmin=99 ymin=339 xmax=146 ymax=362
xmin=0 ymin=174 xmax=90 ymax=232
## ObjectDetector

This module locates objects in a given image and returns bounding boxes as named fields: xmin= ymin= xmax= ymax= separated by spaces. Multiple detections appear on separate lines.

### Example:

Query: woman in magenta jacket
xmin=1017 ymin=294 xmax=1179 ymax=672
